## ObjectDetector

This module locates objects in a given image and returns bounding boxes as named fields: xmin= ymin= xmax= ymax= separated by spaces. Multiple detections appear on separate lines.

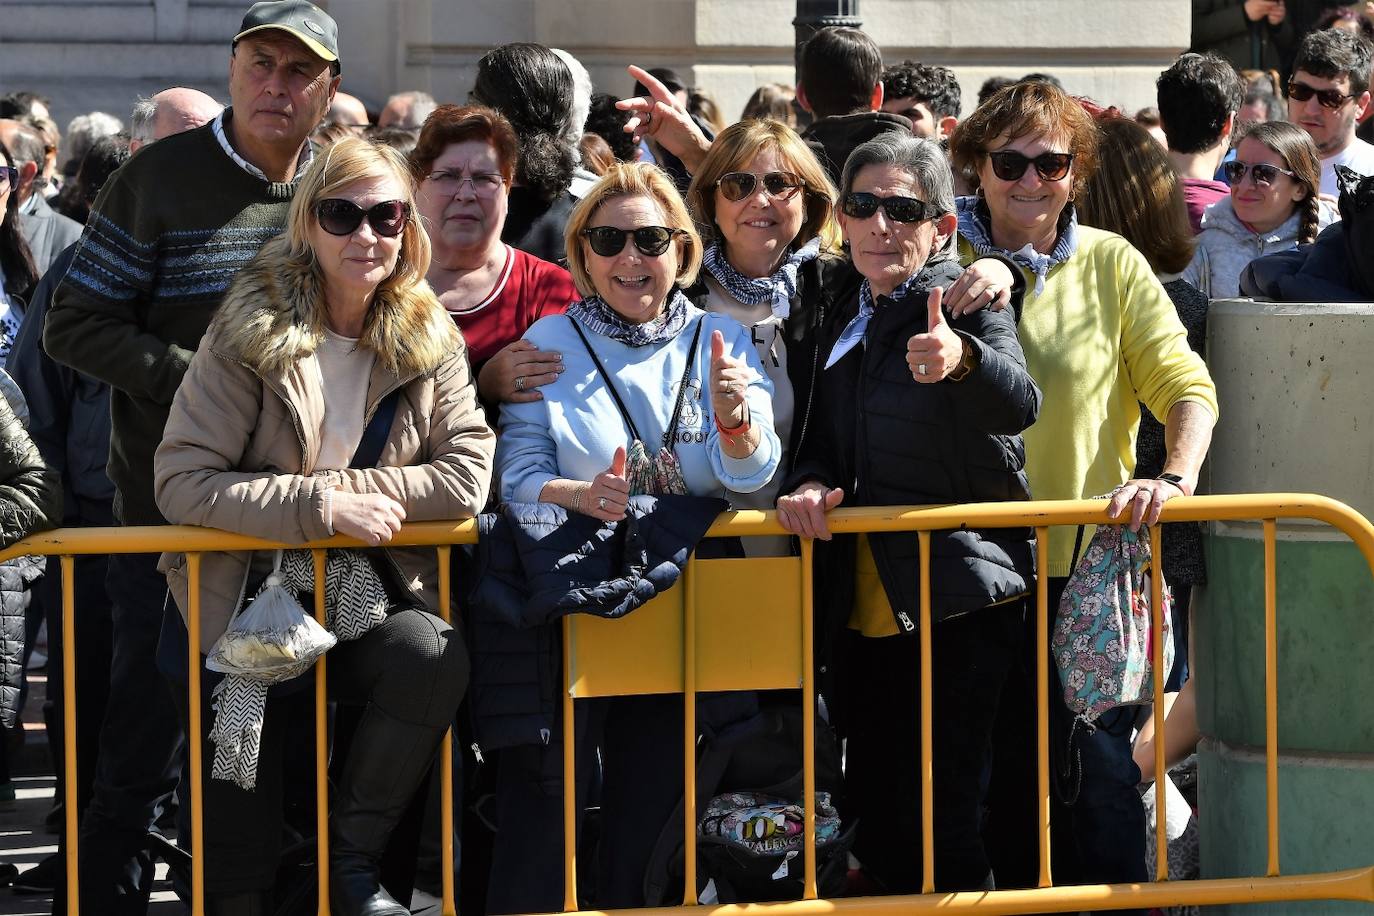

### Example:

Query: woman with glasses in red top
xmin=410 ymin=105 xmax=578 ymax=410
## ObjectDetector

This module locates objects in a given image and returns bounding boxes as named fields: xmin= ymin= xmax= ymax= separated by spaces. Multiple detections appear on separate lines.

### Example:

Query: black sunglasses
xmin=1288 ymin=80 xmax=1357 ymax=110
xmin=987 ymin=150 xmax=1075 ymax=183
xmin=841 ymin=192 xmax=941 ymax=223
xmin=0 ymin=166 xmax=15 ymax=192
xmin=581 ymin=225 xmax=684 ymax=258
xmin=315 ymin=199 xmax=410 ymax=238
xmin=1222 ymin=159 xmax=1297 ymax=188
xmin=716 ymin=170 xmax=804 ymax=202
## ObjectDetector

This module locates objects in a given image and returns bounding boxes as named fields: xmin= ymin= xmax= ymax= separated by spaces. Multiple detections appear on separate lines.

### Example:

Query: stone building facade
xmin=5 ymin=0 xmax=1189 ymax=142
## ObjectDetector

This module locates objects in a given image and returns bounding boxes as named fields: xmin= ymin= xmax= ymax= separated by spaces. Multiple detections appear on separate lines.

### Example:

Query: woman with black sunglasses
xmin=774 ymin=132 xmax=1040 ymax=894
xmin=1184 ymin=120 xmax=1332 ymax=298
xmin=489 ymin=159 xmax=780 ymax=912
xmin=154 ymin=136 xmax=494 ymax=916
xmin=683 ymin=119 xmax=1017 ymax=557
xmin=949 ymin=81 xmax=1217 ymax=911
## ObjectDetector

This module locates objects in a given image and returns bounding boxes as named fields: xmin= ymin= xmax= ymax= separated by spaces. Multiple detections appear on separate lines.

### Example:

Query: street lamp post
xmin=793 ymin=0 xmax=862 ymax=83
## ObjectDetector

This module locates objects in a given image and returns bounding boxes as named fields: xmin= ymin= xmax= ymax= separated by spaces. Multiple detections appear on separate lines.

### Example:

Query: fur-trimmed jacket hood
xmin=155 ymin=235 xmax=496 ymax=654
xmin=206 ymin=235 xmax=463 ymax=379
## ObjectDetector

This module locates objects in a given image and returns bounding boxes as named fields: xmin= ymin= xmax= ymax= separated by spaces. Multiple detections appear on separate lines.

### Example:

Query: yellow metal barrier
xmin=10 ymin=494 xmax=1374 ymax=915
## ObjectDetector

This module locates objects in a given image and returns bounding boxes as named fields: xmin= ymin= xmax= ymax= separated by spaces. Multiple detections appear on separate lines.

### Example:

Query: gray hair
xmin=839 ymin=133 xmax=957 ymax=261
xmin=63 ymin=111 xmax=123 ymax=172
xmin=130 ymin=96 xmax=158 ymax=146
xmin=552 ymin=48 xmax=594 ymax=162
xmin=385 ymin=91 xmax=436 ymax=129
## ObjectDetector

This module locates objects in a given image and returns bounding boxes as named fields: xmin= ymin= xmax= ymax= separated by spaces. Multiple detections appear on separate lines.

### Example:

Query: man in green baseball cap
xmin=234 ymin=0 xmax=339 ymax=68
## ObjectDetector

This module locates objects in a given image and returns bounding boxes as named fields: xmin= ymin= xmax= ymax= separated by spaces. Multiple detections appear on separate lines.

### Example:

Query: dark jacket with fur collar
xmin=153 ymin=236 xmax=495 ymax=653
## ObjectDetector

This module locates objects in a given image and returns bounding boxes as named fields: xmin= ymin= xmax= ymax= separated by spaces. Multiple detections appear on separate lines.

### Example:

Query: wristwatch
xmin=1157 ymin=473 xmax=1190 ymax=495
xmin=947 ymin=336 xmax=980 ymax=382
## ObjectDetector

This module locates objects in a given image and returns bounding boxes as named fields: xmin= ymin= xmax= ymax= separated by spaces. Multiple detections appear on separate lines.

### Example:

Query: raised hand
xmin=906 ymin=287 xmax=965 ymax=383
xmin=615 ymin=64 xmax=712 ymax=173
xmin=582 ymin=446 xmax=630 ymax=521
xmin=708 ymin=329 xmax=750 ymax=427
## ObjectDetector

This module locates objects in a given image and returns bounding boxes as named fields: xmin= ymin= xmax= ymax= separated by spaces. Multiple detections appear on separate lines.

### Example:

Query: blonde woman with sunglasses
xmin=154 ymin=137 xmax=494 ymax=915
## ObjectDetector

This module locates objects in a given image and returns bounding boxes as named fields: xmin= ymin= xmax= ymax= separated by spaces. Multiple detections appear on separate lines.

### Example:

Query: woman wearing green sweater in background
xmin=949 ymin=81 xmax=1218 ymax=911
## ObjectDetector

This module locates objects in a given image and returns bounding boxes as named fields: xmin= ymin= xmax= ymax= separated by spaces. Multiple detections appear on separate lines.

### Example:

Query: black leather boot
xmin=206 ymin=890 xmax=272 ymax=915
xmin=330 ymin=703 xmax=445 ymax=916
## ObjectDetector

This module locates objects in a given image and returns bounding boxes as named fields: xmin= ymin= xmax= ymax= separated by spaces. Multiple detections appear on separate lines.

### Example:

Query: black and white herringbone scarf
xmin=701 ymin=236 xmax=821 ymax=320
xmin=210 ymin=548 xmax=390 ymax=790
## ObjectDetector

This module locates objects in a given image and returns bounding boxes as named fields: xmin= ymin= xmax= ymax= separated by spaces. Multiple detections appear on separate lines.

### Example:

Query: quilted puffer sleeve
xmin=0 ymin=383 xmax=61 ymax=549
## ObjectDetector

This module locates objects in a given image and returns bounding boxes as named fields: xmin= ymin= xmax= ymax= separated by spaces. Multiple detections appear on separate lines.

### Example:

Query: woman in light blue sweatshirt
xmin=489 ymin=161 xmax=779 ymax=913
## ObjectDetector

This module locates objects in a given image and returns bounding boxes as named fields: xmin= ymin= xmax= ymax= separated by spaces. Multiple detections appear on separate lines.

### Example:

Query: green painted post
xmin=1198 ymin=300 xmax=1374 ymax=914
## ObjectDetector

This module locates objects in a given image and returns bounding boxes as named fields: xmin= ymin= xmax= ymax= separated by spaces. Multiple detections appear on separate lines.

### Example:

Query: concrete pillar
xmin=1197 ymin=299 xmax=1374 ymax=914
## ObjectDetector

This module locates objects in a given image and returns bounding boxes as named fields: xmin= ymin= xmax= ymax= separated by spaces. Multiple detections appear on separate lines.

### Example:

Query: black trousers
xmin=75 ymin=551 xmax=185 ymax=916
xmin=173 ymin=606 xmax=469 ymax=894
xmin=983 ymin=577 xmax=1148 ymax=916
xmin=839 ymin=601 xmax=1025 ymax=894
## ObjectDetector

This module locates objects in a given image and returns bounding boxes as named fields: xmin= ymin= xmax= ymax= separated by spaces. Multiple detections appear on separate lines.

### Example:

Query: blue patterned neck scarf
xmin=566 ymin=289 xmax=690 ymax=347
xmin=956 ymin=195 xmax=1078 ymax=296
xmin=701 ymin=236 xmax=822 ymax=320
xmin=824 ymin=267 xmax=935 ymax=370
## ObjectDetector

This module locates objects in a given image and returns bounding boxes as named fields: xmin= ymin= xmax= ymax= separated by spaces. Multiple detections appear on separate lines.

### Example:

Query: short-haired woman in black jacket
xmin=776 ymin=134 xmax=1040 ymax=894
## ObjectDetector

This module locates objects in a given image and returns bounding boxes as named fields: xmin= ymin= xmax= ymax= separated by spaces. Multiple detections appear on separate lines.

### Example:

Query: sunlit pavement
xmin=0 ymin=672 xmax=181 ymax=915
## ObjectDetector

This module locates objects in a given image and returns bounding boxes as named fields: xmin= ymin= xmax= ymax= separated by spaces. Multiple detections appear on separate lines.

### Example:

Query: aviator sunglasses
xmin=581 ymin=225 xmax=685 ymax=257
xmin=1222 ymin=160 xmax=1297 ymax=188
xmin=315 ymin=199 xmax=411 ymax=237
xmin=841 ymin=191 xmax=941 ymax=223
xmin=716 ymin=170 xmax=804 ymax=202
xmin=987 ymin=150 xmax=1075 ymax=182
xmin=1287 ymin=80 xmax=1357 ymax=110
xmin=0 ymin=166 xmax=15 ymax=192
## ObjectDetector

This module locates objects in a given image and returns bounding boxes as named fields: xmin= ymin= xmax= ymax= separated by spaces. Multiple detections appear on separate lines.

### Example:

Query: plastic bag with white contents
xmin=205 ymin=551 xmax=336 ymax=683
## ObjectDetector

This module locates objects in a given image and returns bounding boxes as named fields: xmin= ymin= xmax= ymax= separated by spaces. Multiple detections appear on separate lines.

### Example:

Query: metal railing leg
xmin=437 ymin=545 xmax=457 ymax=916
xmin=60 ymin=556 xmax=79 ymax=916
xmin=1035 ymin=527 xmax=1052 ymax=888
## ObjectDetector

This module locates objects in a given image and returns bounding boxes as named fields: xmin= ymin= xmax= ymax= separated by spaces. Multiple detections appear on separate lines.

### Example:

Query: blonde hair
xmin=563 ymin=161 xmax=703 ymax=296
xmin=686 ymin=119 xmax=842 ymax=253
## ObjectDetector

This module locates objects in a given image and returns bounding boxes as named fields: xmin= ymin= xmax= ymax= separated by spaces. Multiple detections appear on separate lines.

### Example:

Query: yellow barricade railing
xmin=12 ymin=494 xmax=1374 ymax=915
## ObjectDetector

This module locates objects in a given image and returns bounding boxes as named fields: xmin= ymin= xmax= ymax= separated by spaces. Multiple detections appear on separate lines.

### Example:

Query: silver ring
xmin=917 ymin=362 xmax=928 ymax=376
xmin=598 ymin=497 xmax=607 ymax=510
xmin=514 ymin=375 xmax=526 ymax=392
xmin=644 ymin=110 xmax=652 ymax=127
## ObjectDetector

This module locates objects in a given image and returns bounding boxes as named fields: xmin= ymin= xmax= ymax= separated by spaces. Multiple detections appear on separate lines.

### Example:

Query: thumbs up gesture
xmin=584 ymin=446 xmax=630 ymax=520
xmin=906 ymin=287 xmax=966 ymax=384
xmin=709 ymin=329 xmax=751 ymax=427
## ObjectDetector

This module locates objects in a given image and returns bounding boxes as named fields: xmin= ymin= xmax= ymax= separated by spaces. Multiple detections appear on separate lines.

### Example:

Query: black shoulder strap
xmin=1068 ymin=524 xmax=1087 ymax=574
xmin=350 ymin=389 xmax=402 ymax=469
xmin=569 ymin=318 xmax=645 ymax=442
xmin=661 ymin=317 xmax=705 ymax=451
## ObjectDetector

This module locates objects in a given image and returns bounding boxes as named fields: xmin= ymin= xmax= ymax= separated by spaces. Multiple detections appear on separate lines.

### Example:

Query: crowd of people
xmin=0 ymin=0 xmax=1370 ymax=914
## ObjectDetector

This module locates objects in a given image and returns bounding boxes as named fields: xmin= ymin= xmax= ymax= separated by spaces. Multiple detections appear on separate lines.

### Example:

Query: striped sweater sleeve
xmin=44 ymin=166 xmax=192 ymax=406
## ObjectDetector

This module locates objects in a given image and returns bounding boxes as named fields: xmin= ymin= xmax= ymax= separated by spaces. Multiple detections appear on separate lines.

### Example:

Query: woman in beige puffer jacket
xmin=153 ymin=137 xmax=494 ymax=916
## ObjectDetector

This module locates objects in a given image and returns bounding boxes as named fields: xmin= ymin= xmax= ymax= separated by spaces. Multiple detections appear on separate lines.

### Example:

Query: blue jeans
xmin=74 ymin=551 xmax=185 ymax=915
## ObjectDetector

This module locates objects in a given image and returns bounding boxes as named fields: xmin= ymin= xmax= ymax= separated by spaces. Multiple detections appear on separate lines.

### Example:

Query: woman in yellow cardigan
xmin=948 ymin=81 xmax=1217 ymax=911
